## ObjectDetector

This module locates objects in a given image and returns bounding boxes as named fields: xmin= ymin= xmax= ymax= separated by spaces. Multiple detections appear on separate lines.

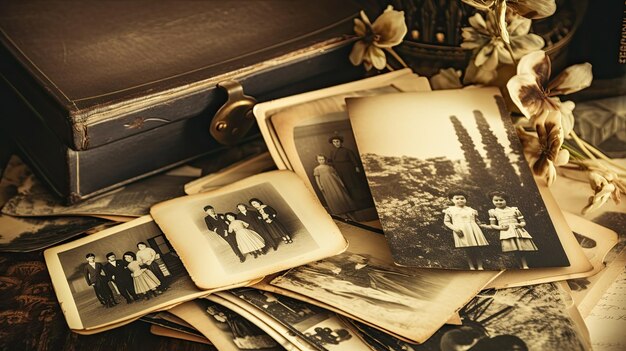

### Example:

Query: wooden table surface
xmin=0 ymin=251 xmax=215 ymax=351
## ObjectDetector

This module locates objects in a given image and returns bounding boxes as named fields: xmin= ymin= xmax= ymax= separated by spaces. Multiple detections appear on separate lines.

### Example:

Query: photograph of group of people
xmin=82 ymin=241 xmax=170 ymax=309
xmin=56 ymin=220 xmax=202 ymax=329
xmin=203 ymin=198 xmax=294 ymax=263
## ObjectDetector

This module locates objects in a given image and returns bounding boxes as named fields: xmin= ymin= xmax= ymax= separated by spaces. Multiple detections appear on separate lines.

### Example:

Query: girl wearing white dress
xmin=123 ymin=251 xmax=162 ymax=300
xmin=486 ymin=191 xmax=538 ymax=269
xmin=443 ymin=189 xmax=489 ymax=270
xmin=225 ymin=212 xmax=266 ymax=259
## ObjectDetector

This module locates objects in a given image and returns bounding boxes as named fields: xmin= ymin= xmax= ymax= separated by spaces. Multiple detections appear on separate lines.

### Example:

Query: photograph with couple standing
xmin=203 ymin=198 xmax=293 ymax=263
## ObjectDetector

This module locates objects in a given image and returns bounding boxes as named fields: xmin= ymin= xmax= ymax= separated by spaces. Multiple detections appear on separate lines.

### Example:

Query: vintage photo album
xmin=41 ymin=71 xmax=599 ymax=343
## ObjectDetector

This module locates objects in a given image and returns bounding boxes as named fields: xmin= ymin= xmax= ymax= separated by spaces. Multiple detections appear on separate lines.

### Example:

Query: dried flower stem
xmin=561 ymin=143 xmax=586 ymax=160
xmin=575 ymin=134 xmax=626 ymax=173
xmin=386 ymin=63 xmax=395 ymax=71
xmin=505 ymin=41 xmax=519 ymax=67
xmin=570 ymin=131 xmax=597 ymax=161
xmin=384 ymin=47 xmax=409 ymax=68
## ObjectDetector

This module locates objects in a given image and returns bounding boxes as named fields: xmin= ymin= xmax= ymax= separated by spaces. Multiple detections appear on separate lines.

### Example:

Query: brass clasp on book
xmin=210 ymin=81 xmax=257 ymax=145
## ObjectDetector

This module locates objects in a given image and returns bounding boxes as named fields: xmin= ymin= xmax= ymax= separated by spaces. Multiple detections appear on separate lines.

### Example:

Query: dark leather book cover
xmin=0 ymin=0 xmax=359 ymax=150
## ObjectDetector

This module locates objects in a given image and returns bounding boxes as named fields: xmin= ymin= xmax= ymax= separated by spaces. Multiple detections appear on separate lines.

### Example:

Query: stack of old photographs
xmin=11 ymin=70 xmax=621 ymax=349
xmin=0 ymin=141 xmax=268 ymax=252
xmin=247 ymin=72 xmax=625 ymax=350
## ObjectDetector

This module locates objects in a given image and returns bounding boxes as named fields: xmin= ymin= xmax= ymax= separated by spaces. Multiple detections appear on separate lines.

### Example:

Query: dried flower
xmin=462 ymin=0 xmax=556 ymax=18
xmin=462 ymin=0 xmax=556 ymax=41
xmin=517 ymin=123 xmax=569 ymax=186
xmin=349 ymin=6 xmax=407 ymax=71
xmin=430 ymin=68 xmax=463 ymax=90
xmin=507 ymin=51 xmax=592 ymax=137
xmin=461 ymin=13 xmax=544 ymax=70
xmin=581 ymin=169 xmax=624 ymax=215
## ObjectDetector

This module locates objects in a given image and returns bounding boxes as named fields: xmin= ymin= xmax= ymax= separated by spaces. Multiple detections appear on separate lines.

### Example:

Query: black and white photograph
xmin=269 ymin=221 xmax=498 ymax=344
xmin=253 ymin=69 xmax=430 ymax=227
xmin=43 ymin=217 xmax=215 ymax=330
xmin=0 ymin=155 xmax=110 ymax=252
xmin=293 ymin=118 xmax=377 ymax=222
xmin=346 ymin=87 xmax=570 ymax=270
xmin=563 ymin=212 xmax=618 ymax=295
xmin=346 ymin=318 xmax=418 ymax=351
xmin=2 ymin=165 xmax=195 ymax=218
xmin=0 ymin=214 xmax=110 ymax=253
xmin=167 ymin=298 xmax=285 ymax=351
xmin=150 ymin=171 xmax=347 ymax=290
xmin=413 ymin=283 xmax=589 ymax=351
xmin=201 ymin=299 xmax=283 ymax=351
xmin=231 ymin=288 xmax=370 ymax=351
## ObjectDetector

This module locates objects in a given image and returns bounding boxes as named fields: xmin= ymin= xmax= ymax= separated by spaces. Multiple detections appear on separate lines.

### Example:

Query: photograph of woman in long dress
xmin=224 ymin=213 xmax=266 ymax=259
xmin=236 ymin=203 xmax=278 ymax=252
xmin=249 ymin=198 xmax=293 ymax=245
xmin=328 ymin=135 xmax=371 ymax=203
xmin=313 ymin=154 xmax=357 ymax=219
xmin=123 ymin=251 xmax=162 ymax=300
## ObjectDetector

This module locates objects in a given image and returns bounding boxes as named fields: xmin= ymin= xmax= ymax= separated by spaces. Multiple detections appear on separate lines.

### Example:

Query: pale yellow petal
xmin=468 ymin=13 xmax=489 ymax=35
xmin=506 ymin=73 xmax=547 ymax=118
xmin=353 ymin=18 xmax=367 ymax=37
xmin=510 ymin=34 xmax=545 ymax=58
xmin=430 ymin=68 xmax=463 ymax=90
xmin=496 ymin=1 xmax=509 ymax=43
xmin=366 ymin=45 xmax=386 ymax=70
xmin=461 ymin=0 xmax=496 ymax=11
xmin=359 ymin=10 xmax=372 ymax=27
xmin=372 ymin=8 xmax=407 ymax=47
xmin=508 ymin=15 xmax=532 ymax=36
xmin=349 ymin=40 xmax=367 ymax=66
xmin=464 ymin=59 xmax=498 ymax=84
xmin=545 ymin=161 xmax=557 ymax=186
xmin=508 ymin=0 xmax=556 ymax=19
xmin=496 ymin=42 xmax=513 ymax=65
xmin=516 ymin=50 xmax=551 ymax=87
xmin=559 ymin=100 xmax=576 ymax=137
xmin=547 ymin=63 xmax=593 ymax=95
xmin=474 ymin=44 xmax=495 ymax=67
xmin=555 ymin=149 xmax=570 ymax=166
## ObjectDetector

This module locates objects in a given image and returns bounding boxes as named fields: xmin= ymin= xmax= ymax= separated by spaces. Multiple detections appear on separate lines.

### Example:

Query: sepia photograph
xmin=253 ymin=69 xmax=430 ymax=227
xmin=269 ymin=221 xmax=499 ymax=343
xmin=0 ymin=214 xmax=109 ymax=252
xmin=346 ymin=318 xmax=418 ymax=351
xmin=0 ymin=155 xmax=110 ymax=252
xmin=232 ymin=288 xmax=370 ymax=351
xmin=205 ymin=294 xmax=307 ymax=351
xmin=150 ymin=171 xmax=347 ymax=290
xmin=198 ymin=299 xmax=283 ymax=351
xmin=414 ymin=283 xmax=589 ymax=351
xmin=44 ymin=217 xmax=219 ymax=330
xmin=346 ymin=87 xmax=570 ymax=270
xmin=2 ymin=166 xmax=195 ymax=218
xmin=293 ymin=117 xmax=377 ymax=222
xmin=168 ymin=298 xmax=285 ymax=351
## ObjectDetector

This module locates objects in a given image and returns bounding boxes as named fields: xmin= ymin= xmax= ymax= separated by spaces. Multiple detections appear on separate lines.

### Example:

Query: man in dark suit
xmin=204 ymin=205 xmax=245 ymax=262
xmin=104 ymin=252 xmax=138 ymax=304
xmin=83 ymin=253 xmax=117 ymax=308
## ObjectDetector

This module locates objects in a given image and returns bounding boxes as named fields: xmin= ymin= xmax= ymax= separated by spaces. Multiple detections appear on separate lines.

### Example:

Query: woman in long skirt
xmin=225 ymin=213 xmax=266 ymax=259
xmin=123 ymin=251 xmax=162 ymax=300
